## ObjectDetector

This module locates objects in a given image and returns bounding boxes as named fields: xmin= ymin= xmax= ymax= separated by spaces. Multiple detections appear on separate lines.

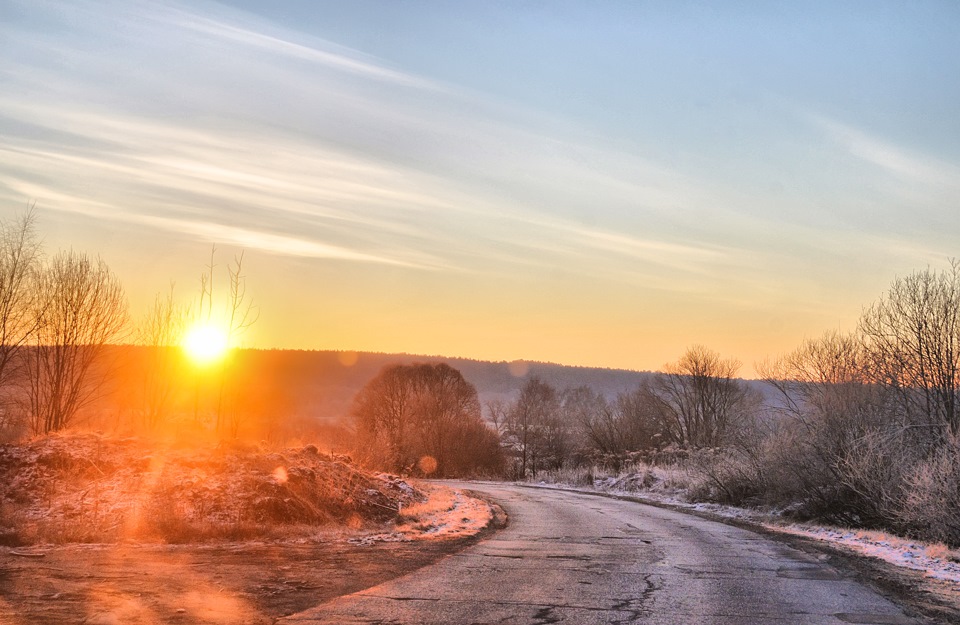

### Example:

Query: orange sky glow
xmin=3 ymin=1 xmax=959 ymax=379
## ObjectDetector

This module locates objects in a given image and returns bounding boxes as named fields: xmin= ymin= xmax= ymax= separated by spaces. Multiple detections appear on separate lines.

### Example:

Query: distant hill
xmin=228 ymin=350 xmax=662 ymax=422
xmin=98 ymin=347 xmax=659 ymax=424
xmin=99 ymin=347 xmax=773 ymax=428
xmin=383 ymin=353 xmax=659 ymax=400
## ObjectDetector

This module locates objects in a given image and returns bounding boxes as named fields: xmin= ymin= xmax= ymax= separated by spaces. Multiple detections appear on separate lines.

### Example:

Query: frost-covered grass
xmin=777 ymin=525 xmax=960 ymax=583
xmin=348 ymin=484 xmax=493 ymax=545
xmin=393 ymin=484 xmax=492 ymax=539
xmin=526 ymin=462 xmax=696 ymax=498
xmin=0 ymin=433 xmax=425 ymax=545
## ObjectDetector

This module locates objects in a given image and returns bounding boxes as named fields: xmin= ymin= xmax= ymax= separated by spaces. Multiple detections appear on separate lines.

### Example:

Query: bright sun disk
xmin=183 ymin=324 xmax=229 ymax=365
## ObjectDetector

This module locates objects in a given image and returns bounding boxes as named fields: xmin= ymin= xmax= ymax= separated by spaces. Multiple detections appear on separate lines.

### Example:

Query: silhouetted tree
xmin=649 ymin=345 xmax=752 ymax=448
xmin=352 ymin=362 xmax=502 ymax=476
xmin=134 ymin=286 xmax=189 ymax=430
xmin=860 ymin=260 xmax=960 ymax=439
xmin=25 ymin=250 xmax=127 ymax=433
xmin=0 ymin=209 xmax=41 ymax=432
xmin=353 ymin=363 xmax=417 ymax=471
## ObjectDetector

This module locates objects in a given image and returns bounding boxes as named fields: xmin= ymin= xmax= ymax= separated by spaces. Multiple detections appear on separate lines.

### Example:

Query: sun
xmin=183 ymin=324 xmax=229 ymax=365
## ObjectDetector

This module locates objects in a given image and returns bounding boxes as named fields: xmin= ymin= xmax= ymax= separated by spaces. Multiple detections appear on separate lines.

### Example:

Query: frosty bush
xmin=897 ymin=434 xmax=960 ymax=547
xmin=686 ymin=447 xmax=764 ymax=506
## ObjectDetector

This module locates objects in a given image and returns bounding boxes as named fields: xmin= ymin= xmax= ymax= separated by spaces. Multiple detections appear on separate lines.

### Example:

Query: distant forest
xmin=87 ymin=347 xmax=666 ymax=434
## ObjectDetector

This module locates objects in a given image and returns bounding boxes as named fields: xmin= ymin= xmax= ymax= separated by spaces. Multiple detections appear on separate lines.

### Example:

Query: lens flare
xmin=418 ymin=455 xmax=438 ymax=475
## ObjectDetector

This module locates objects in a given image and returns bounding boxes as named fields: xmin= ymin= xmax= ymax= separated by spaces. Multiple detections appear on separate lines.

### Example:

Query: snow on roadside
xmin=776 ymin=524 xmax=960 ymax=584
xmin=524 ymin=479 xmax=960 ymax=586
xmin=348 ymin=485 xmax=493 ymax=545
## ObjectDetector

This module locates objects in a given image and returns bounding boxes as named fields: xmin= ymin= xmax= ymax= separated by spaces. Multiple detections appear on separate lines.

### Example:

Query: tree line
xmin=482 ymin=344 xmax=759 ymax=478
xmin=351 ymin=345 xmax=758 ymax=479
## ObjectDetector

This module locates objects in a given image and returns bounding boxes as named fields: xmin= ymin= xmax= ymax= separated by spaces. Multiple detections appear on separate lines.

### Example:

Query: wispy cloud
xmin=812 ymin=114 xmax=960 ymax=187
xmin=166 ymin=11 xmax=434 ymax=89
xmin=134 ymin=215 xmax=428 ymax=267
xmin=1 ymin=0 xmax=746 ymax=288
xmin=9 ymin=0 xmax=894 ymax=316
xmin=0 ymin=173 xmax=428 ymax=267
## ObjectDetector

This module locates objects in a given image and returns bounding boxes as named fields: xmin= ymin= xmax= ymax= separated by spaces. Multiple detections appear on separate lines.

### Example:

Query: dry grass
xmin=397 ymin=486 xmax=457 ymax=527
xmin=924 ymin=542 xmax=951 ymax=560
xmin=854 ymin=529 xmax=889 ymax=542
xmin=526 ymin=461 xmax=695 ymax=498
xmin=0 ymin=432 xmax=425 ymax=545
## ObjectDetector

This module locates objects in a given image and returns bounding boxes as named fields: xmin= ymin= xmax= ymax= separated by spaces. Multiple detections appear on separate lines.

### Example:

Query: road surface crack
xmin=609 ymin=574 xmax=659 ymax=623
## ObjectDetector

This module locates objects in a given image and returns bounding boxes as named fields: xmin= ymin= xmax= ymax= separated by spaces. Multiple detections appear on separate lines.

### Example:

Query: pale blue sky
xmin=1 ymin=0 xmax=958 ymax=374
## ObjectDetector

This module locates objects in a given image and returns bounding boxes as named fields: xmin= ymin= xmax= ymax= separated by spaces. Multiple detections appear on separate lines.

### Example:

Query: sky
xmin=1 ymin=0 xmax=959 ymax=377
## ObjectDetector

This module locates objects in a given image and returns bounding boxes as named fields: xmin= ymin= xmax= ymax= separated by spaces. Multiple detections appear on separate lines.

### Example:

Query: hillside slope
xmin=103 ymin=347 xmax=661 ymax=425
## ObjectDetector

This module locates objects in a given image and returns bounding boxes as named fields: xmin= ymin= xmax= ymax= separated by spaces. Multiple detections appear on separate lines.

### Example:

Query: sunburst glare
xmin=183 ymin=324 xmax=229 ymax=365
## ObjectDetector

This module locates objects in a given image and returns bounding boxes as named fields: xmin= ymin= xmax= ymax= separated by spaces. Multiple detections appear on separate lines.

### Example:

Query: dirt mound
xmin=0 ymin=433 xmax=424 ymax=545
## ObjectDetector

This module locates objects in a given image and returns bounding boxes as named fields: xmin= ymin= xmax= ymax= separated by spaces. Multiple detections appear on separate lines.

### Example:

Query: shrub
xmin=686 ymin=447 xmax=764 ymax=506
xmin=897 ymin=434 xmax=960 ymax=547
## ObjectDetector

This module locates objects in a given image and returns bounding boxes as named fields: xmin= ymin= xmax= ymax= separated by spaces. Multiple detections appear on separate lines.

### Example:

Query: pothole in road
xmin=776 ymin=567 xmax=843 ymax=580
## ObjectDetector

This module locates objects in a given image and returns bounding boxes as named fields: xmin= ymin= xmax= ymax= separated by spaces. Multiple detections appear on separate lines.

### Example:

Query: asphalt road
xmin=281 ymin=483 xmax=922 ymax=625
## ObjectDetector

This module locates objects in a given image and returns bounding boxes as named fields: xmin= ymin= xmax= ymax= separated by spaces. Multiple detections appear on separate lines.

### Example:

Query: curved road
xmin=281 ymin=483 xmax=920 ymax=625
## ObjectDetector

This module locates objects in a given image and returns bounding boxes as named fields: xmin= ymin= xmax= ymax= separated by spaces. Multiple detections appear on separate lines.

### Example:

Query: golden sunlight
xmin=183 ymin=324 xmax=229 ymax=365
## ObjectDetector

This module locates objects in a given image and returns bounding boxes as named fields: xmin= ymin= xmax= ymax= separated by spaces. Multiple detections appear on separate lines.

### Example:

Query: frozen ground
xmin=775 ymin=524 xmax=960 ymax=584
xmin=0 ymin=433 xmax=427 ymax=545
xmin=347 ymin=485 xmax=494 ymax=545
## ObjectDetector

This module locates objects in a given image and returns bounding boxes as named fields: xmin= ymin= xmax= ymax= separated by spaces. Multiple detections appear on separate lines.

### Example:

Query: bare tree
xmin=216 ymin=251 xmax=258 ymax=435
xmin=651 ymin=345 xmax=751 ymax=448
xmin=759 ymin=330 xmax=901 ymax=524
xmin=225 ymin=251 xmax=258 ymax=345
xmin=576 ymin=395 xmax=623 ymax=461
xmin=0 ymin=209 xmax=42 ymax=437
xmin=135 ymin=285 xmax=189 ymax=430
xmin=0 ymin=209 xmax=42 ymax=401
xmin=578 ymin=384 xmax=672 ymax=468
xmin=560 ymin=385 xmax=609 ymax=464
xmin=860 ymin=260 xmax=960 ymax=438
xmin=352 ymin=362 xmax=501 ymax=476
xmin=503 ymin=377 xmax=560 ymax=478
xmin=408 ymin=363 xmax=482 ymax=475
xmin=353 ymin=363 xmax=418 ymax=471
xmin=760 ymin=330 xmax=878 ymax=428
xmin=484 ymin=397 xmax=510 ymax=436
xmin=26 ymin=250 xmax=127 ymax=433
xmin=185 ymin=247 xmax=259 ymax=434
